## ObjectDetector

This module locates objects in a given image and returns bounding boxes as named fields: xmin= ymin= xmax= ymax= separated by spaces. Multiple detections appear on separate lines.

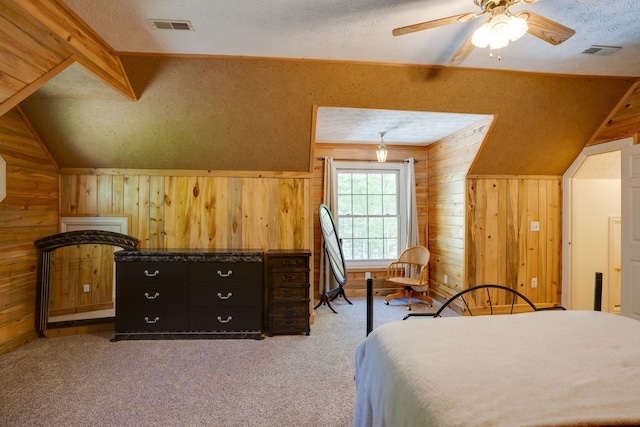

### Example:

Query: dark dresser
xmin=264 ymin=250 xmax=311 ymax=336
xmin=114 ymin=249 xmax=263 ymax=340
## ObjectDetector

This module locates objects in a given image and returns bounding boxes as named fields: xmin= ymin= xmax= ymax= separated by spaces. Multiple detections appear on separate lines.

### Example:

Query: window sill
xmin=348 ymin=266 xmax=388 ymax=272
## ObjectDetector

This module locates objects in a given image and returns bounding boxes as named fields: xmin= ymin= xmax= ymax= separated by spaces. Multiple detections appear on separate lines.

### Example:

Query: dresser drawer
xmin=118 ymin=282 xmax=187 ymax=307
xmin=268 ymin=256 xmax=309 ymax=270
xmin=270 ymin=316 xmax=309 ymax=334
xmin=117 ymin=262 xmax=188 ymax=285
xmin=189 ymin=262 xmax=262 ymax=284
xmin=271 ymin=300 xmax=309 ymax=316
xmin=115 ymin=306 xmax=188 ymax=332
xmin=189 ymin=307 xmax=261 ymax=332
xmin=270 ymin=284 xmax=309 ymax=301
xmin=190 ymin=283 xmax=261 ymax=307
xmin=268 ymin=270 xmax=309 ymax=285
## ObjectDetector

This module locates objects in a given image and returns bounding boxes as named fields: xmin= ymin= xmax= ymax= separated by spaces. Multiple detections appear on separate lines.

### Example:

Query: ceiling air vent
xmin=148 ymin=19 xmax=194 ymax=31
xmin=582 ymin=45 xmax=621 ymax=56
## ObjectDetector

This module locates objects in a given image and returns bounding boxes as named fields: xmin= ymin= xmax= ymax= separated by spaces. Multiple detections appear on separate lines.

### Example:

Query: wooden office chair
xmin=384 ymin=246 xmax=432 ymax=310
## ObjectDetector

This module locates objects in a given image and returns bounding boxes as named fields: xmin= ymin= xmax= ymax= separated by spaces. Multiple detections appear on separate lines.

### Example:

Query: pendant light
xmin=377 ymin=132 xmax=388 ymax=163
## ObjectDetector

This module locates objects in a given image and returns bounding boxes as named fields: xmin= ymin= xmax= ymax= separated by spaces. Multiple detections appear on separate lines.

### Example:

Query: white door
xmin=621 ymin=143 xmax=640 ymax=320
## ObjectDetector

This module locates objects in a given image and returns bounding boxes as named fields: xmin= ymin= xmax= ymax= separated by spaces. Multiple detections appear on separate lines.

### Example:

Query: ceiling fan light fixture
xmin=471 ymin=13 xmax=528 ymax=49
xmin=506 ymin=15 xmax=528 ymax=41
xmin=377 ymin=132 xmax=388 ymax=163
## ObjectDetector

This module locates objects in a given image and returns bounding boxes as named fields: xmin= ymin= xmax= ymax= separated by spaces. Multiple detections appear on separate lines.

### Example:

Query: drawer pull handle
xmin=282 ymin=259 xmax=299 ymax=265
xmin=217 ymin=316 xmax=232 ymax=323
xmin=283 ymin=290 xmax=297 ymax=297
xmin=217 ymin=292 xmax=233 ymax=300
xmin=144 ymin=316 xmax=160 ymax=324
xmin=144 ymin=292 xmax=160 ymax=300
xmin=144 ymin=270 xmax=160 ymax=277
xmin=282 ymin=274 xmax=297 ymax=282
xmin=217 ymin=270 xmax=233 ymax=277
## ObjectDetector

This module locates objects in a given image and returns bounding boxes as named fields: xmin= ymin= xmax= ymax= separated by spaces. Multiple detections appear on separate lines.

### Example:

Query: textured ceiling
xmin=56 ymin=0 xmax=640 ymax=148
xmin=63 ymin=0 xmax=640 ymax=77
xmin=12 ymin=1 xmax=639 ymax=173
xmin=574 ymin=150 xmax=620 ymax=180
xmin=315 ymin=107 xmax=491 ymax=145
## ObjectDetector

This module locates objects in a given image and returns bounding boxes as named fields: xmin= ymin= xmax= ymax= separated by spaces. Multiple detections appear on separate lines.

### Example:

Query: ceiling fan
xmin=392 ymin=0 xmax=576 ymax=65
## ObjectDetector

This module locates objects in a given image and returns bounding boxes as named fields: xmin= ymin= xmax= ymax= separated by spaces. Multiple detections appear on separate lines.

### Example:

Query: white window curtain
xmin=404 ymin=157 xmax=419 ymax=248
xmin=320 ymin=157 xmax=337 ymax=294
xmin=404 ymin=157 xmax=426 ymax=291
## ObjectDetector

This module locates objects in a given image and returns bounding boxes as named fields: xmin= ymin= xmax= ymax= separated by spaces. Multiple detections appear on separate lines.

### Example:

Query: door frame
xmin=561 ymin=138 xmax=633 ymax=309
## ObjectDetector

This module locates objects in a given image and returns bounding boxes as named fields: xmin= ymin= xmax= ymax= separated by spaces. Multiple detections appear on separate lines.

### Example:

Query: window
xmin=332 ymin=161 xmax=407 ymax=268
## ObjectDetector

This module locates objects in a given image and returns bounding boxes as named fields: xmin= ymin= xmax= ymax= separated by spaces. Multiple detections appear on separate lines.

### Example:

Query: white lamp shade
xmin=507 ymin=15 xmax=528 ymax=41
xmin=376 ymin=146 xmax=387 ymax=162
xmin=471 ymin=22 xmax=491 ymax=48
xmin=471 ymin=13 xmax=529 ymax=49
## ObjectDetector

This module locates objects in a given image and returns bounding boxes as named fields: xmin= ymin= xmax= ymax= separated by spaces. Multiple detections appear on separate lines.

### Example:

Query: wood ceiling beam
xmin=0 ymin=0 xmax=136 ymax=116
xmin=0 ymin=56 xmax=73 ymax=117
xmin=588 ymin=79 xmax=640 ymax=146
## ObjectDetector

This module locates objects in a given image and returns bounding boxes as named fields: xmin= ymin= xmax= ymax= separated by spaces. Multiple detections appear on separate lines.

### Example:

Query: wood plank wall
xmin=427 ymin=119 xmax=562 ymax=308
xmin=0 ymin=108 xmax=58 ymax=355
xmin=466 ymin=177 xmax=562 ymax=306
xmin=56 ymin=172 xmax=311 ymax=314
xmin=59 ymin=173 xmax=310 ymax=251
xmin=427 ymin=121 xmax=490 ymax=300
xmin=311 ymin=143 xmax=428 ymax=298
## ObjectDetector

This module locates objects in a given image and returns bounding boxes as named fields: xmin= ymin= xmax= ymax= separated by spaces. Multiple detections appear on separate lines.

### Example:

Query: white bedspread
xmin=354 ymin=310 xmax=640 ymax=427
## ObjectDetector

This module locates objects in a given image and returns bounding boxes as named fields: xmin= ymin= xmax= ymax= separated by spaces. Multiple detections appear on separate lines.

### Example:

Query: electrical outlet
xmin=444 ymin=274 xmax=448 ymax=285
xmin=83 ymin=284 xmax=90 ymax=293
xmin=530 ymin=221 xmax=540 ymax=232
xmin=365 ymin=272 xmax=371 ymax=280
xmin=531 ymin=278 xmax=538 ymax=288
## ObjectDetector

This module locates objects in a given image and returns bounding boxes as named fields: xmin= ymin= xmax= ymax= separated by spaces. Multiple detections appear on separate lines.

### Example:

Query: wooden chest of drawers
xmin=114 ymin=249 xmax=263 ymax=340
xmin=265 ymin=250 xmax=311 ymax=336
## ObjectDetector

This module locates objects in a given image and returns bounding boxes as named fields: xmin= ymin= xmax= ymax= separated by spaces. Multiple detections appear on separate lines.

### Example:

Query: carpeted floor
xmin=0 ymin=296 xmax=453 ymax=427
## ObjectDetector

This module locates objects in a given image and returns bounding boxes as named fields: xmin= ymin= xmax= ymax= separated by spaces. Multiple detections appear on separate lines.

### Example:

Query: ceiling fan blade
xmin=392 ymin=12 xmax=479 ymax=36
xmin=448 ymin=33 xmax=476 ymax=66
xmin=517 ymin=11 xmax=576 ymax=45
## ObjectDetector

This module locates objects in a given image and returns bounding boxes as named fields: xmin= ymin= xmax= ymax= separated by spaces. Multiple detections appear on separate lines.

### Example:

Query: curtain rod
xmin=315 ymin=157 xmax=418 ymax=163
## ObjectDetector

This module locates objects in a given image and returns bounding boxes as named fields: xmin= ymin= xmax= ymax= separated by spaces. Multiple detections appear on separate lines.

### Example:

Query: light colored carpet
xmin=0 ymin=296 xmax=452 ymax=427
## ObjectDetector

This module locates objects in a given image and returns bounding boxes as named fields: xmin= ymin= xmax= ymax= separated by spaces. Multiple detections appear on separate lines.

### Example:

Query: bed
xmin=354 ymin=309 xmax=640 ymax=427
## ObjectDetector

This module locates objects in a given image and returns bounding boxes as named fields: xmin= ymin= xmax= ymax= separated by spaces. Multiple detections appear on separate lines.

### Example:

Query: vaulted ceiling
xmin=62 ymin=0 xmax=640 ymax=77
xmin=1 ymin=1 xmax=639 ymax=174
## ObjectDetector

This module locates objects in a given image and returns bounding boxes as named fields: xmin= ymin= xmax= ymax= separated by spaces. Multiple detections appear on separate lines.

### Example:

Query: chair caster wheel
xmin=384 ymin=301 xmax=389 ymax=305
xmin=406 ymin=306 xmax=411 ymax=311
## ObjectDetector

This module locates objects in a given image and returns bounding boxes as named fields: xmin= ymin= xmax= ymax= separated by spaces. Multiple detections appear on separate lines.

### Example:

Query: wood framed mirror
xmin=34 ymin=230 xmax=139 ymax=336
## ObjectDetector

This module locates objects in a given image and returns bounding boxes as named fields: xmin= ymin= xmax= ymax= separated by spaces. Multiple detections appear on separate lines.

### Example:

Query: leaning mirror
xmin=315 ymin=203 xmax=351 ymax=313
